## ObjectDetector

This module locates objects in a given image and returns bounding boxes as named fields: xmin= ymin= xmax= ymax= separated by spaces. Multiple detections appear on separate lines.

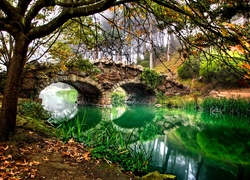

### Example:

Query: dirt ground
xmin=0 ymin=129 xmax=136 ymax=180
xmin=210 ymin=88 xmax=250 ymax=98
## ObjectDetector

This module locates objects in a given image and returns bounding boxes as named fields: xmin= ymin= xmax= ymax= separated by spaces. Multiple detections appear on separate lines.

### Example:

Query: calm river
xmin=40 ymin=83 xmax=250 ymax=180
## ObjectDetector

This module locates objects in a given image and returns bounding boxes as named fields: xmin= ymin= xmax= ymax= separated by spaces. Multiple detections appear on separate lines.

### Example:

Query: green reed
xmin=56 ymin=119 xmax=152 ymax=175
xmin=202 ymin=97 xmax=250 ymax=116
xmin=88 ymin=122 xmax=151 ymax=174
xmin=54 ymin=114 xmax=150 ymax=174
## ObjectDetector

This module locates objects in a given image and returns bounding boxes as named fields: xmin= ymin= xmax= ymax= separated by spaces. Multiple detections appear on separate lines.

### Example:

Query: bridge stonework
xmin=20 ymin=60 xmax=190 ymax=106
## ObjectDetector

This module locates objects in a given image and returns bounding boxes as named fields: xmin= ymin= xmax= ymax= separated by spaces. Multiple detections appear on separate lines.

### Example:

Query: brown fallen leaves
xmin=0 ymin=145 xmax=40 ymax=179
xmin=0 ymin=137 xmax=91 ymax=179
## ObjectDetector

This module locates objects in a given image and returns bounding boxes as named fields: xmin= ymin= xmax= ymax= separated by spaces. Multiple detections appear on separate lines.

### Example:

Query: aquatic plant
xmin=56 ymin=119 xmax=152 ymax=174
xmin=55 ymin=106 xmax=101 ymax=141
xmin=88 ymin=122 xmax=151 ymax=174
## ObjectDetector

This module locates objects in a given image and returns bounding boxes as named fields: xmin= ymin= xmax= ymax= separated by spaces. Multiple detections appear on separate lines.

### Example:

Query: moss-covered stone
xmin=16 ymin=115 xmax=56 ymax=137
xmin=142 ymin=171 xmax=176 ymax=180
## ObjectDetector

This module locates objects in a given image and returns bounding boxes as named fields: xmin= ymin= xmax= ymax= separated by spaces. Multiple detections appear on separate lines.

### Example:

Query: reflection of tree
xmin=174 ymin=123 xmax=250 ymax=165
xmin=138 ymin=122 xmax=162 ymax=141
xmin=196 ymin=154 xmax=203 ymax=180
xmin=236 ymin=164 xmax=250 ymax=180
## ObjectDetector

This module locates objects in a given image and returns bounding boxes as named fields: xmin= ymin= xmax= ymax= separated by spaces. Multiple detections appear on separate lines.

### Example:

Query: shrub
xmin=177 ymin=59 xmax=200 ymax=79
xmin=140 ymin=68 xmax=162 ymax=89
xmin=65 ymin=58 xmax=100 ymax=76
xmin=199 ymin=51 xmax=245 ymax=84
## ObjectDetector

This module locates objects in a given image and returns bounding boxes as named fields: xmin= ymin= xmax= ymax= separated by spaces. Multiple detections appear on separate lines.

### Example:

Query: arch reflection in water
xmin=55 ymin=106 xmax=103 ymax=141
xmin=111 ymin=105 xmax=155 ymax=128
xmin=39 ymin=82 xmax=78 ymax=122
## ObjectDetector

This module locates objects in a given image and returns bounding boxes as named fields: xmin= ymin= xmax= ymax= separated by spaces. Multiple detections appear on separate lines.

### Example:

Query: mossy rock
xmin=142 ymin=171 xmax=176 ymax=180
xmin=16 ymin=115 xmax=56 ymax=137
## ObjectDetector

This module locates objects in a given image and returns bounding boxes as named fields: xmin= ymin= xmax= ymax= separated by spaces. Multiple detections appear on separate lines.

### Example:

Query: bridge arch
xmin=37 ymin=74 xmax=108 ymax=106
xmin=111 ymin=78 xmax=157 ymax=104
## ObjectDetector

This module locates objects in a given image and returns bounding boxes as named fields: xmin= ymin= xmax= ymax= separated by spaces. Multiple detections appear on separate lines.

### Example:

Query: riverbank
xmin=0 ymin=127 xmax=137 ymax=180
xmin=0 ymin=103 xmax=176 ymax=180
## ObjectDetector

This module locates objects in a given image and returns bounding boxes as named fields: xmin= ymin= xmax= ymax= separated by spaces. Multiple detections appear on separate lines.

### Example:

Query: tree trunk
xmin=0 ymin=37 xmax=29 ymax=141
xmin=149 ymin=21 xmax=154 ymax=69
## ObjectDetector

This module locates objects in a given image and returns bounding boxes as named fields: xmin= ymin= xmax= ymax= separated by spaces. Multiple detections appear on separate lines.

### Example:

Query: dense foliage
xmin=65 ymin=58 xmax=100 ymax=75
xmin=140 ymin=68 xmax=162 ymax=89
xmin=177 ymin=58 xmax=200 ymax=79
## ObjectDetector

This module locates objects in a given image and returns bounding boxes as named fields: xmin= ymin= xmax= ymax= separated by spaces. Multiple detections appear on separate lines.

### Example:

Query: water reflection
xmin=39 ymin=82 xmax=78 ymax=122
xmin=112 ymin=105 xmax=155 ymax=128
xmin=40 ymin=87 xmax=250 ymax=179
xmin=142 ymin=131 xmax=250 ymax=180
xmin=132 ymin=108 xmax=250 ymax=180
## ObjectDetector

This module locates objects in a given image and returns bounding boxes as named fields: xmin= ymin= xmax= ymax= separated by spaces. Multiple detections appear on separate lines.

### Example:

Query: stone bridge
xmin=20 ymin=59 xmax=189 ymax=106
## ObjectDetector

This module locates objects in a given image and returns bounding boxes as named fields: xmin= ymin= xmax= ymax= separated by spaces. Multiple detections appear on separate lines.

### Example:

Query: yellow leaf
xmin=42 ymin=157 xmax=49 ymax=161
xmin=220 ymin=28 xmax=228 ymax=37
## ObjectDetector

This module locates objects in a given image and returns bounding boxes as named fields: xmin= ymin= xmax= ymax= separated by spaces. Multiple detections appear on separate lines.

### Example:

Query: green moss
xmin=16 ymin=115 xmax=56 ymax=137
xmin=142 ymin=171 xmax=176 ymax=180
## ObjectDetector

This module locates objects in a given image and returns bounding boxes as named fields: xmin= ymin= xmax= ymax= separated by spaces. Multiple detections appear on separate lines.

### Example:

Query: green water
xmin=54 ymin=105 xmax=250 ymax=180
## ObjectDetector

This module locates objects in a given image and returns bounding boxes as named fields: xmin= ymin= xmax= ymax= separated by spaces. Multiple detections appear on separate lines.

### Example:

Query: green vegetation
xmin=17 ymin=100 xmax=51 ymax=121
xmin=87 ymin=122 xmax=151 ymax=174
xmin=202 ymin=97 xmax=250 ymax=116
xmin=65 ymin=58 xmax=100 ymax=76
xmin=57 ymin=117 xmax=151 ymax=175
xmin=155 ymin=92 xmax=168 ymax=105
xmin=156 ymin=92 xmax=199 ymax=109
xmin=56 ymin=89 xmax=78 ymax=103
xmin=12 ymin=99 xmax=56 ymax=137
xmin=111 ymin=92 xmax=126 ymax=106
xmin=140 ymin=68 xmax=163 ymax=89
xmin=55 ymin=106 xmax=102 ymax=140
xmin=177 ymin=59 xmax=200 ymax=79
xmin=176 ymin=50 xmax=247 ymax=86
xmin=199 ymin=51 xmax=245 ymax=84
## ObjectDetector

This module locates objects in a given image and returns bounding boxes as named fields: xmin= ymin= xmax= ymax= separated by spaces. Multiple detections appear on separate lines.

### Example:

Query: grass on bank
xmin=56 ymin=116 xmax=152 ymax=175
xmin=202 ymin=97 xmax=250 ymax=117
